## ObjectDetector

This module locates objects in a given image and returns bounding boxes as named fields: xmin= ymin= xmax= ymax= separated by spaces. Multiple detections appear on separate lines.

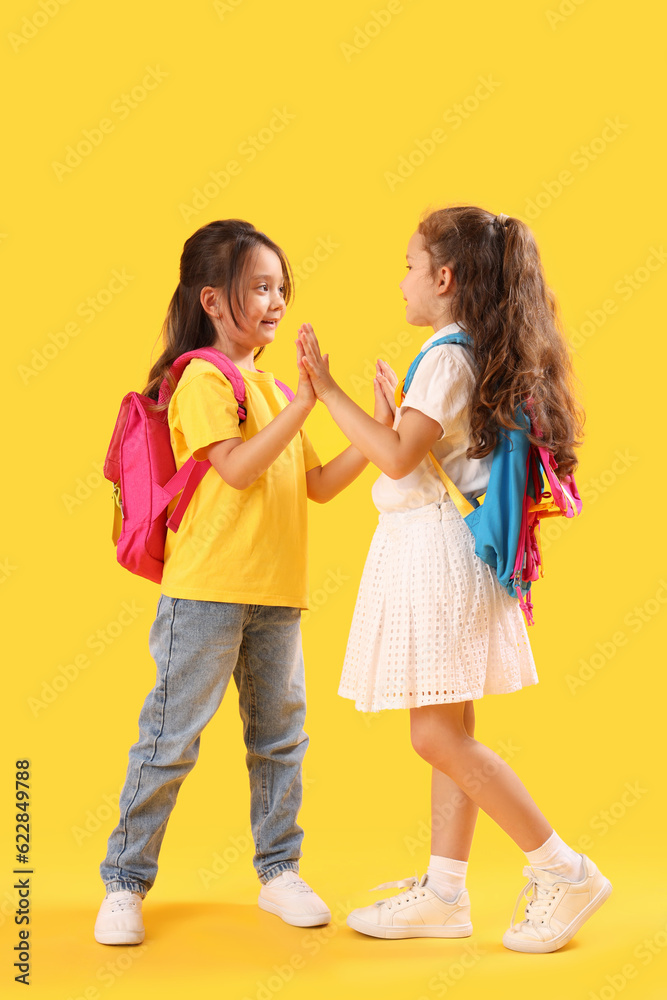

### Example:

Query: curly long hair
xmin=417 ymin=205 xmax=585 ymax=478
xmin=143 ymin=219 xmax=294 ymax=408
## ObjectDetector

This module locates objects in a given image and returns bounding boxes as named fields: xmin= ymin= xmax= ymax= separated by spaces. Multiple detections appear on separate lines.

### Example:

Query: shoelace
xmin=509 ymin=867 xmax=562 ymax=928
xmin=276 ymin=875 xmax=313 ymax=894
xmin=369 ymin=874 xmax=428 ymax=910
xmin=107 ymin=892 xmax=140 ymax=913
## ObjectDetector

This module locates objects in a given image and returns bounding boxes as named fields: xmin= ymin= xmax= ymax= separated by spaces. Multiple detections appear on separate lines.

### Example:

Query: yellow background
xmin=2 ymin=0 xmax=666 ymax=997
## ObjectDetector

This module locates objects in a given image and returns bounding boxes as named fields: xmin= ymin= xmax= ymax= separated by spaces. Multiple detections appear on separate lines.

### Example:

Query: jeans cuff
xmin=259 ymin=861 xmax=300 ymax=884
xmin=103 ymin=879 xmax=148 ymax=898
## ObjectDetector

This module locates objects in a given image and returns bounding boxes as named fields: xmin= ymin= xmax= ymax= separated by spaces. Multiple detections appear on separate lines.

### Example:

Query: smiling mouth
xmin=261 ymin=319 xmax=278 ymax=326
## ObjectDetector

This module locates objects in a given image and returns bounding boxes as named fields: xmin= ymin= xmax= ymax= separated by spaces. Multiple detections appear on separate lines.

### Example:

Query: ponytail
xmin=417 ymin=205 xmax=585 ymax=478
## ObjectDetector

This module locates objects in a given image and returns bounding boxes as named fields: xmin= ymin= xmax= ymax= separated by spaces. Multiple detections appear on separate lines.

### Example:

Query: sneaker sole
xmin=257 ymin=897 xmax=331 ymax=927
xmin=94 ymin=928 xmax=145 ymax=945
xmin=502 ymin=877 xmax=613 ymax=954
xmin=346 ymin=911 xmax=473 ymax=940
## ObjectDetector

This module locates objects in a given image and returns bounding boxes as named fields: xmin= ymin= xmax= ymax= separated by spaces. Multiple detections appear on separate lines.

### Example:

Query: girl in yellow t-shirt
xmin=95 ymin=219 xmax=382 ymax=945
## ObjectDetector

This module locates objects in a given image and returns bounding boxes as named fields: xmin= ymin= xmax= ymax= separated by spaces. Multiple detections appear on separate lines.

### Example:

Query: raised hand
xmin=374 ymin=359 xmax=399 ymax=426
xmin=294 ymin=336 xmax=317 ymax=411
xmin=297 ymin=323 xmax=338 ymax=401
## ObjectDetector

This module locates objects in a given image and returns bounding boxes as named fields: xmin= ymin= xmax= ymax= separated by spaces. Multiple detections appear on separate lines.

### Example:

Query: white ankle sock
xmin=426 ymin=854 xmax=468 ymax=901
xmin=524 ymin=830 xmax=583 ymax=880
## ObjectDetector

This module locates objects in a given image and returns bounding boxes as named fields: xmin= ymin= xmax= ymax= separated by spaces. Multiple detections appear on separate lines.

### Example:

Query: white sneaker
xmin=258 ymin=871 xmax=331 ymax=927
xmin=94 ymin=890 xmax=145 ymax=945
xmin=346 ymin=874 xmax=473 ymax=940
xmin=503 ymin=854 xmax=613 ymax=953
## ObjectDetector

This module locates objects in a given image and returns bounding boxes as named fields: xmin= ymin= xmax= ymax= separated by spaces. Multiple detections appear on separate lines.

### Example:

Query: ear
xmin=200 ymin=285 xmax=220 ymax=319
xmin=435 ymin=265 xmax=455 ymax=298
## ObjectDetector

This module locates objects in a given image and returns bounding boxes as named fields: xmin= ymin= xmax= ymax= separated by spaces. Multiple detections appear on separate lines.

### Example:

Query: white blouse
xmin=371 ymin=322 xmax=493 ymax=514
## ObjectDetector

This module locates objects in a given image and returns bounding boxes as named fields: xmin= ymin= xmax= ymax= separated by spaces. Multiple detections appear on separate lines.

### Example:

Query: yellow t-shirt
xmin=160 ymin=358 xmax=321 ymax=609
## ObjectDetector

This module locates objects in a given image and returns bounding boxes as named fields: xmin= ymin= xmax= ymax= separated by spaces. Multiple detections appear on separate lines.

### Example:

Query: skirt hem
xmin=338 ymin=676 xmax=539 ymax=713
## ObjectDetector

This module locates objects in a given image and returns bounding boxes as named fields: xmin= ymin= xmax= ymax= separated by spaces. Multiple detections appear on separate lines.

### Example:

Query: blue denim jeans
xmin=100 ymin=596 xmax=308 ymax=897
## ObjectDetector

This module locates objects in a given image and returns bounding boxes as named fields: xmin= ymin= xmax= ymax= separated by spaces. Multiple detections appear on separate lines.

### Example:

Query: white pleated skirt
xmin=338 ymin=499 xmax=539 ymax=712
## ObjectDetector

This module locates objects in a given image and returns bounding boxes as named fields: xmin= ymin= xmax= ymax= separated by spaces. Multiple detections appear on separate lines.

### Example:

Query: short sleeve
xmin=400 ymin=347 xmax=473 ymax=441
xmin=300 ymin=428 xmax=321 ymax=472
xmin=171 ymin=370 xmax=242 ymax=461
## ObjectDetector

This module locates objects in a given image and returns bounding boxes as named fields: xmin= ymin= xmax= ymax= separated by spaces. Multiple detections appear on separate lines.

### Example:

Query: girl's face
xmin=221 ymin=245 xmax=287 ymax=349
xmin=399 ymin=230 xmax=452 ymax=328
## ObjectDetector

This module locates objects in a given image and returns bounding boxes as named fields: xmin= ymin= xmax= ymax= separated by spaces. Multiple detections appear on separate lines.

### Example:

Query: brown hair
xmin=417 ymin=204 xmax=585 ymax=478
xmin=143 ymin=219 xmax=294 ymax=407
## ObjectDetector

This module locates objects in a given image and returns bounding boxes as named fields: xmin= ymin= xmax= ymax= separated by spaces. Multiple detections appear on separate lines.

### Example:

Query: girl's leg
xmin=408 ymin=702 xmax=613 ymax=953
xmin=233 ymin=605 xmax=331 ymax=927
xmin=345 ymin=700 xmax=478 ymax=938
xmin=100 ymin=596 xmax=245 ymax=895
xmin=232 ymin=604 xmax=309 ymax=883
xmin=423 ymin=701 xmax=479 ymax=902
xmin=430 ymin=699 xmax=479 ymax=860
xmin=410 ymin=701 xmax=552 ymax=851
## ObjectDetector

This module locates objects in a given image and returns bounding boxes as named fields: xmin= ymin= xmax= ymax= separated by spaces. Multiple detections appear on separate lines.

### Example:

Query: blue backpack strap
xmin=403 ymin=330 xmax=473 ymax=395
xmin=401 ymin=330 xmax=534 ymax=606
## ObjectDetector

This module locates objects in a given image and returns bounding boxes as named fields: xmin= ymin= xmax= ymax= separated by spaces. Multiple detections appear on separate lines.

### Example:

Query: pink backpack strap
xmin=273 ymin=377 xmax=294 ymax=401
xmin=158 ymin=347 xmax=248 ymax=418
xmin=158 ymin=352 xmax=295 ymax=533
xmin=159 ymin=350 xmax=296 ymax=409
xmin=254 ymin=365 xmax=294 ymax=403
xmin=164 ymin=458 xmax=209 ymax=531
xmin=526 ymin=396 xmax=582 ymax=518
xmin=153 ymin=348 xmax=247 ymax=533
xmin=536 ymin=444 xmax=582 ymax=516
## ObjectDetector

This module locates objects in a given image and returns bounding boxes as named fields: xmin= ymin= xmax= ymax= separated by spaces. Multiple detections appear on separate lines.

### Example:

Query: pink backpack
xmin=103 ymin=347 xmax=294 ymax=583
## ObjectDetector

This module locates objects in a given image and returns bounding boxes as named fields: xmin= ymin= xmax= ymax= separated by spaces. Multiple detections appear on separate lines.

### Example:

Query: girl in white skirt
xmin=297 ymin=205 xmax=612 ymax=954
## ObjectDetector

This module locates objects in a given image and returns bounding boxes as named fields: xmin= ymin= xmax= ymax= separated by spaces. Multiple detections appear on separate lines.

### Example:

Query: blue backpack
xmin=398 ymin=331 xmax=582 ymax=624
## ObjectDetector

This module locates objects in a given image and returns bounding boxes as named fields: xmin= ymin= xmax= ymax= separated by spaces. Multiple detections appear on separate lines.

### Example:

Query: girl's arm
xmin=306 ymin=358 xmax=399 ymax=502
xmin=299 ymin=325 xmax=442 ymax=480
xmin=202 ymin=343 xmax=316 ymax=491
xmin=306 ymin=445 xmax=368 ymax=503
